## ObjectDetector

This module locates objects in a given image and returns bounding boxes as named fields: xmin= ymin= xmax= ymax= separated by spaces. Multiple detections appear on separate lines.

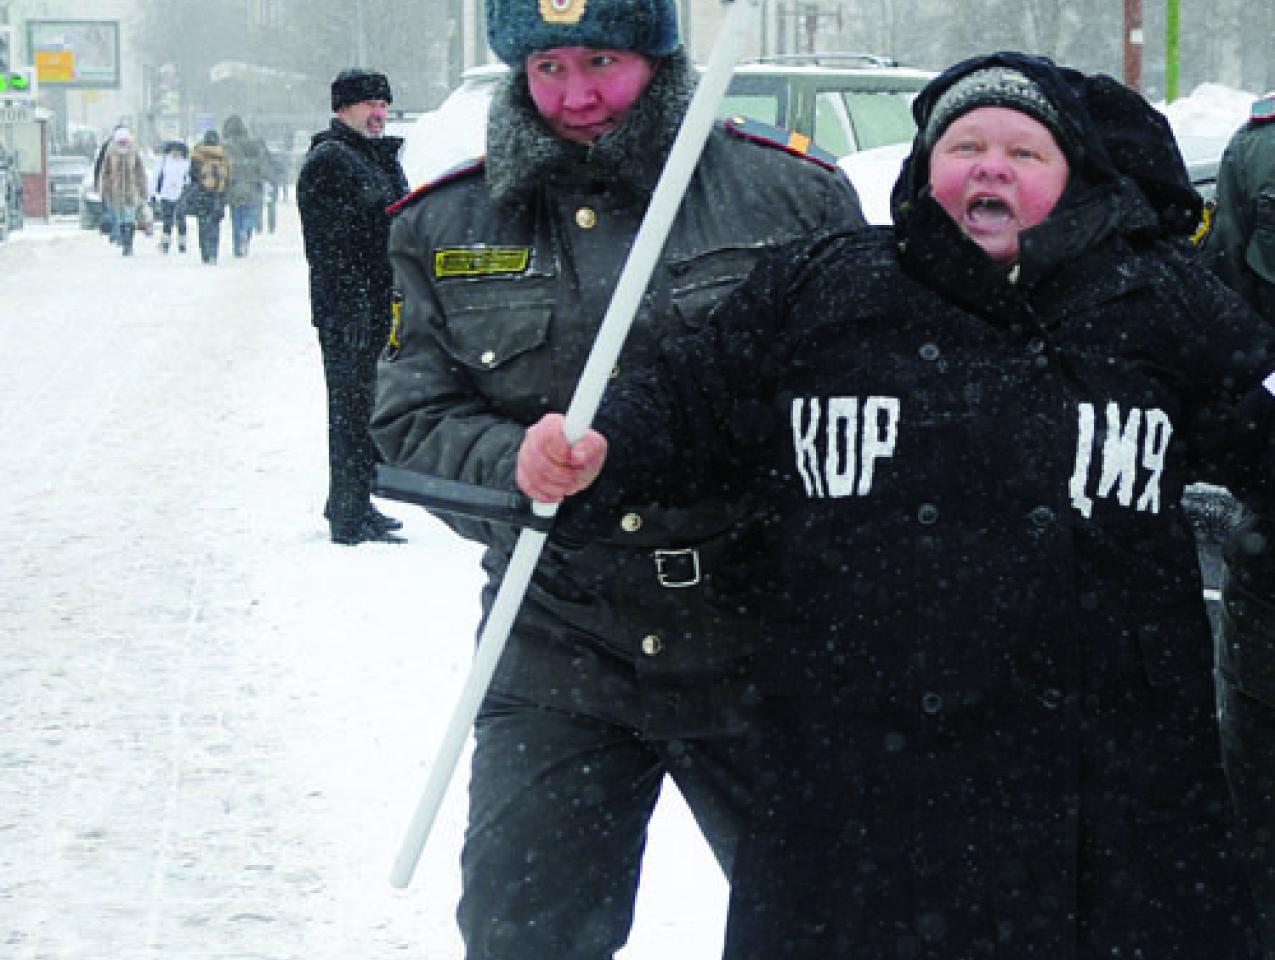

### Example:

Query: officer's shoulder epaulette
xmin=1251 ymin=93 xmax=1275 ymax=123
xmin=387 ymin=156 xmax=486 ymax=216
xmin=723 ymin=116 xmax=839 ymax=171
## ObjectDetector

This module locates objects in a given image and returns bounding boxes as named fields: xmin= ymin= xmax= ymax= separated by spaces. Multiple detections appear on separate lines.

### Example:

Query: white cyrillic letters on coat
xmin=792 ymin=396 xmax=900 ymax=498
xmin=1069 ymin=401 xmax=1173 ymax=518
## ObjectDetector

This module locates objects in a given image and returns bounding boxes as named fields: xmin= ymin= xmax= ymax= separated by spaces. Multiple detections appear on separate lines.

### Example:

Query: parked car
xmin=1176 ymin=133 xmax=1228 ymax=206
xmin=0 ymin=162 xmax=9 ymax=243
xmin=723 ymin=54 xmax=934 ymax=157
xmin=78 ymin=165 xmax=104 ymax=230
xmin=48 ymin=154 xmax=91 ymax=215
xmin=400 ymin=54 xmax=935 ymax=187
xmin=0 ymin=147 xmax=22 ymax=241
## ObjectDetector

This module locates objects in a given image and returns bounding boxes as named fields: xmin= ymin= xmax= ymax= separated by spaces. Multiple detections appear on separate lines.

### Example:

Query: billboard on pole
xmin=26 ymin=19 xmax=120 ymax=90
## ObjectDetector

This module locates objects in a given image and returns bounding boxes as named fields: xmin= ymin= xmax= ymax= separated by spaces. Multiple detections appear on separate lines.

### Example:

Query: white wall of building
xmin=1 ymin=0 xmax=145 ymax=143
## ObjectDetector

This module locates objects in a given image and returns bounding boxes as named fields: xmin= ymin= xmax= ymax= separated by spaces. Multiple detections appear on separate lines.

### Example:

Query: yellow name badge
xmin=434 ymin=247 xmax=531 ymax=278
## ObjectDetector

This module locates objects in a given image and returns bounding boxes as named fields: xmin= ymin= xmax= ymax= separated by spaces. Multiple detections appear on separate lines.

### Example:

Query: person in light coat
xmin=99 ymin=127 xmax=147 ymax=256
xmin=151 ymin=139 xmax=189 ymax=255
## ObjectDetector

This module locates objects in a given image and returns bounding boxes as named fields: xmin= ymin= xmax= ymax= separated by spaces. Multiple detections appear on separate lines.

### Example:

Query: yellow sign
xmin=539 ymin=0 xmax=587 ymax=25
xmin=435 ymin=247 xmax=531 ymax=278
xmin=36 ymin=50 xmax=75 ymax=83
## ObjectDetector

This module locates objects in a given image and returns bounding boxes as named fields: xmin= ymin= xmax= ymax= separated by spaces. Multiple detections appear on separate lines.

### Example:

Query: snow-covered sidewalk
xmin=0 ymin=208 xmax=724 ymax=959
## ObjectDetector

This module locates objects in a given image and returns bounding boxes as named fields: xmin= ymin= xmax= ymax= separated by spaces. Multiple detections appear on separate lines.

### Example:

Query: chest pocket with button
xmin=431 ymin=299 xmax=556 ymax=418
xmin=665 ymin=245 xmax=768 ymax=329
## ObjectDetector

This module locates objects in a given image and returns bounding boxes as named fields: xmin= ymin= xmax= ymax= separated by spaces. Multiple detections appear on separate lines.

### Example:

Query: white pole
xmin=389 ymin=0 xmax=758 ymax=890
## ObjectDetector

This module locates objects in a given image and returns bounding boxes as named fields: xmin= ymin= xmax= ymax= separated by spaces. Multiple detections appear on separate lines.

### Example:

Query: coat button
xmin=921 ymin=692 xmax=944 ymax=715
xmin=1040 ymin=687 xmax=1063 ymax=710
xmin=1029 ymin=505 xmax=1056 ymax=528
xmin=641 ymin=634 xmax=664 ymax=656
xmin=575 ymin=207 xmax=598 ymax=229
xmin=917 ymin=503 xmax=939 ymax=525
xmin=1027 ymin=337 xmax=1046 ymax=354
xmin=620 ymin=512 xmax=643 ymax=533
xmin=480 ymin=349 xmax=496 ymax=367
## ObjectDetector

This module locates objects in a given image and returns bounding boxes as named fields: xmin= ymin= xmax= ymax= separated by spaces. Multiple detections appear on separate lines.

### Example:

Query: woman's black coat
xmin=574 ymin=53 xmax=1275 ymax=960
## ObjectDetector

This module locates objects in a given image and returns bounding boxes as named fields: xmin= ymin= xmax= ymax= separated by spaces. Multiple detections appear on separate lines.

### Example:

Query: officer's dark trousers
xmin=458 ymin=689 xmax=752 ymax=960
xmin=1220 ymin=678 xmax=1275 ymax=957
xmin=317 ymin=329 xmax=379 ymax=531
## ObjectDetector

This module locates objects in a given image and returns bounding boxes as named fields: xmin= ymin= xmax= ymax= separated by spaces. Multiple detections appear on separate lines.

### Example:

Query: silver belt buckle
xmin=653 ymin=547 xmax=701 ymax=588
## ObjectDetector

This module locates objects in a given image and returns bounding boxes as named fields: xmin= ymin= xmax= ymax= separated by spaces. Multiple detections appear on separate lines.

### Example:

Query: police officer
xmin=1205 ymin=92 xmax=1275 ymax=324
xmin=1219 ymin=512 xmax=1275 ymax=958
xmin=371 ymin=0 xmax=864 ymax=956
xmin=1203 ymin=92 xmax=1275 ymax=956
xmin=298 ymin=68 xmax=409 ymax=545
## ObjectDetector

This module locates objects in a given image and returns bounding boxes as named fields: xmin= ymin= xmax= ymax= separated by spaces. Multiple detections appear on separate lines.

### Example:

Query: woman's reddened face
xmin=928 ymin=106 xmax=1070 ymax=266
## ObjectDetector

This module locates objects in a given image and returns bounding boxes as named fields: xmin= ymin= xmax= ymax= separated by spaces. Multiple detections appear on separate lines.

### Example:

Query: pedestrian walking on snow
xmin=152 ymin=140 xmax=190 ymax=255
xmin=99 ymin=127 xmax=147 ymax=256
xmin=223 ymin=115 xmax=267 ymax=257
xmin=188 ymin=131 xmax=229 ymax=264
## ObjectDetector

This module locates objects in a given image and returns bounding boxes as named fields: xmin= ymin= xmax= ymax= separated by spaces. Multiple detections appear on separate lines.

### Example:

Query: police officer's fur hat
xmin=486 ymin=0 xmax=680 ymax=66
xmin=330 ymin=68 xmax=393 ymax=112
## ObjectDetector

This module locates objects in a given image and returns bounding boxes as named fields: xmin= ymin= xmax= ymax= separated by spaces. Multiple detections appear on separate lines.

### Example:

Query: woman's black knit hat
xmin=922 ymin=65 xmax=1077 ymax=159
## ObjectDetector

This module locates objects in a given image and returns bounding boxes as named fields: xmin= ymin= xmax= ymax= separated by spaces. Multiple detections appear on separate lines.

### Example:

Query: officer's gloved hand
xmin=343 ymin=323 xmax=373 ymax=350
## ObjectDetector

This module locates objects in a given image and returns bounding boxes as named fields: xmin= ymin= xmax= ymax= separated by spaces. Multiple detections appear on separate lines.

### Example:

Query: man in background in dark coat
xmin=1203 ymin=91 xmax=1275 ymax=956
xmin=189 ymin=130 xmax=229 ymax=264
xmin=298 ymin=68 xmax=409 ymax=545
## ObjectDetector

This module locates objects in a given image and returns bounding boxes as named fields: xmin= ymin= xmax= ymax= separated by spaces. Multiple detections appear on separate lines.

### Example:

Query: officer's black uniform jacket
xmin=297 ymin=119 xmax=408 ymax=337
xmin=574 ymin=54 xmax=1275 ymax=959
xmin=373 ymin=53 xmax=863 ymax=731
xmin=1204 ymin=101 xmax=1275 ymax=325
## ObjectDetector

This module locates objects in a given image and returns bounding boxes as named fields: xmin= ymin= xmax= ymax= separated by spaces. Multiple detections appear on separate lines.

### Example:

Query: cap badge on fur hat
xmin=539 ymin=0 xmax=587 ymax=24
xmin=924 ymin=66 xmax=1072 ymax=156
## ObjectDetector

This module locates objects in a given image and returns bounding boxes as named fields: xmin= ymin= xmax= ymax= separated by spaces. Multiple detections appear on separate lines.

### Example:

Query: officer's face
xmin=338 ymin=99 xmax=390 ymax=138
xmin=525 ymin=47 xmax=656 ymax=145
xmin=929 ymin=107 xmax=1070 ymax=266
